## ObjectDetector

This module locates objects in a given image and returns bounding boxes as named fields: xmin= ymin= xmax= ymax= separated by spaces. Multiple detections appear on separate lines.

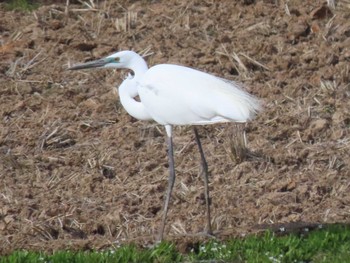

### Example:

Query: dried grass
xmin=229 ymin=124 xmax=247 ymax=164
xmin=338 ymin=0 xmax=350 ymax=9
xmin=217 ymin=45 xmax=249 ymax=79
xmin=1 ymin=0 xmax=350 ymax=254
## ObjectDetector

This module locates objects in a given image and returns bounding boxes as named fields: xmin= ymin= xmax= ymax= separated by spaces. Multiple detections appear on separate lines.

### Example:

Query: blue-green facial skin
xmin=106 ymin=57 xmax=120 ymax=64
xmin=107 ymin=57 xmax=115 ymax=63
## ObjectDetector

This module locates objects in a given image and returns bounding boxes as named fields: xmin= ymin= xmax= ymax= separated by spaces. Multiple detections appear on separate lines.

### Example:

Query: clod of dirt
xmin=310 ymin=21 xmax=321 ymax=33
xmin=74 ymin=43 xmax=97 ymax=51
xmin=304 ymin=119 xmax=329 ymax=141
xmin=101 ymin=166 xmax=116 ymax=179
xmin=287 ymin=18 xmax=310 ymax=43
xmin=49 ymin=19 xmax=64 ymax=30
xmin=310 ymin=5 xmax=333 ymax=20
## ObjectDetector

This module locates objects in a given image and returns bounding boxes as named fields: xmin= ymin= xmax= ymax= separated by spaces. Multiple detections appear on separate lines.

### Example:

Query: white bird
xmin=69 ymin=50 xmax=260 ymax=241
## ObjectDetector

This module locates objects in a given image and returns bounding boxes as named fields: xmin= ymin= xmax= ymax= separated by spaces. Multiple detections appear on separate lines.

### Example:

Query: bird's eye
xmin=114 ymin=57 xmax=120 ymax=62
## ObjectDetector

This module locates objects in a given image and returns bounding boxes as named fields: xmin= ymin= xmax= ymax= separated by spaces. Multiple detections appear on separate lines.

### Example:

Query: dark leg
xmin=158 ymin=135 xmax=176 ymax=241
xmin=193 ymin=127 xmax=213 ymax=235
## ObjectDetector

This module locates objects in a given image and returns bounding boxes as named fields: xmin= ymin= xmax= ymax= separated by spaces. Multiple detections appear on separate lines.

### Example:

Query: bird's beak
xmin=68 ymin=58 xmax=109 ymax=70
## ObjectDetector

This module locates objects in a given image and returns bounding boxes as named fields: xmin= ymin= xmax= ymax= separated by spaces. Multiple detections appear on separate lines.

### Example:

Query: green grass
xmin=0 ymin=243 xmax=182 ymax=263
xmin=1 ymin=224 xmax=350 ymax=263
xmin=5 ymin=0 xmax=38 ymax=11
xmin=192 ymin=225 xmax=350 ymax=262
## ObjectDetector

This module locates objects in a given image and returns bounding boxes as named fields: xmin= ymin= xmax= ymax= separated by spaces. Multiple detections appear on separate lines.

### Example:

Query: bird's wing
xmin=137 ymin=64 xmax=260 ymax=126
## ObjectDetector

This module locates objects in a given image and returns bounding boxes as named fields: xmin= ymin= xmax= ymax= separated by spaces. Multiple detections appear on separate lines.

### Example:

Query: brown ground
xmin=1 ymin=0 xmax=350 ymax=255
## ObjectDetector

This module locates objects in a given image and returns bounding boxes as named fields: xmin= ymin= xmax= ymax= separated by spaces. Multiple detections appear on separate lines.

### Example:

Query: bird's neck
xmin=118 ymin=53 xmax=151 ymax=121
xmin=118 ymin=77 xmax=152 ymax=121
xmin=127 ymin=54 xmax=148 ymax=80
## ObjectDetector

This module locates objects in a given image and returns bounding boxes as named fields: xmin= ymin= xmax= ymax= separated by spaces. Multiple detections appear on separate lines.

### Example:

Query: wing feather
xmin=137 ymin=64 xmax=261 ymax=125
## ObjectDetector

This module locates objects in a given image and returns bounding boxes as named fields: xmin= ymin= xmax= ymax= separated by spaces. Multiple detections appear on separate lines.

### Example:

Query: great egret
xmin=69 ymin=50 xmax=261 ymax=241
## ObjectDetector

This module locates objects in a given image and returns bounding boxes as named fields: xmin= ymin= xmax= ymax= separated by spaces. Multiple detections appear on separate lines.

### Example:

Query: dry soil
xmin=0 ymin=0 xmax=350 ymax=254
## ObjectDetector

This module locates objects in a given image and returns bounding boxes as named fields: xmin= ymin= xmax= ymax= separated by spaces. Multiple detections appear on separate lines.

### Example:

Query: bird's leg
xmin=193 ymin=127 xmax=213 ymax=235
xmin=158 ymin=126 xmax=176 ymax=241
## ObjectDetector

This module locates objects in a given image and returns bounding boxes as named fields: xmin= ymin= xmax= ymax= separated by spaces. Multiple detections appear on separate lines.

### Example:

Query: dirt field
xmin=1 ymin=0 xmax=349 ymax=254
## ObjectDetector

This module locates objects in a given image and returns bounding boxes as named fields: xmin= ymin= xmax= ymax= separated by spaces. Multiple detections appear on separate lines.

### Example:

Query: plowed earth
xmin=1 ymin=0 xmax=350 ymax=254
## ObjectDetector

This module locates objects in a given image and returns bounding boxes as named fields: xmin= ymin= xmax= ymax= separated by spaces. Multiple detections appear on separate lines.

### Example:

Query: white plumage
xmin=138 ymin=64 xmax=260 ymax=125
xmin=69 ymin=50 xmax=261 ymax=241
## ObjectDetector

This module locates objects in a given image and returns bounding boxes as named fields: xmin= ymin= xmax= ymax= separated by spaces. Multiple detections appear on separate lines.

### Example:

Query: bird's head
xmin=68 ymin=50 xmax=139 ymax=70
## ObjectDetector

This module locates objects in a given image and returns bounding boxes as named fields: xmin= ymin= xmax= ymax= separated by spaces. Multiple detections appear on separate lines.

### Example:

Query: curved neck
xmin=126 ymin=53 xmax=148 ymax=80
xmin=118 ymin=78 xmax=152 ymax=121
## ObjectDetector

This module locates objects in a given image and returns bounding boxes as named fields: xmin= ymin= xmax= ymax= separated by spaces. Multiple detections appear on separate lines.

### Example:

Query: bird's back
xmin=137 ymin=64 xmax=260 ymax=126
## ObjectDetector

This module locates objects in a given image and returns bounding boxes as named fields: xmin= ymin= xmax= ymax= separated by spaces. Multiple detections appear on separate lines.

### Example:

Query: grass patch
xmin=5 ymin=0 xmax=38 ymax=11
xmin=0 ymin=243 xmax=182 ymax=263
xmin=191 ymin=224 xmax=350 ymax=262
xmin=1 ymin=224 xmax=350 ymax=263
